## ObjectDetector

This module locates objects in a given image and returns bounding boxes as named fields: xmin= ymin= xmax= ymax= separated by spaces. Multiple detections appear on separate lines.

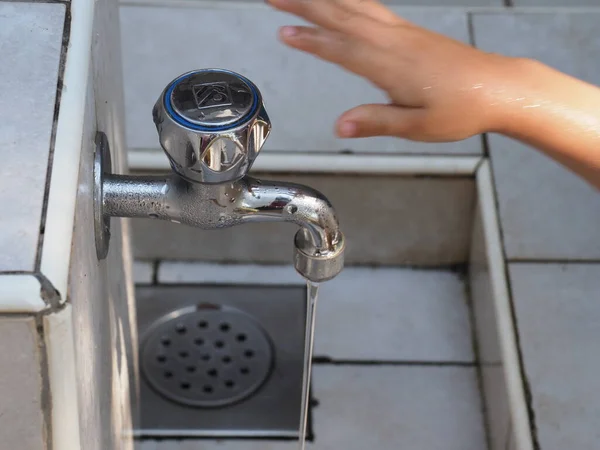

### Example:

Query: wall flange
xmin=94 ymin=131 xmax=112 ymax=260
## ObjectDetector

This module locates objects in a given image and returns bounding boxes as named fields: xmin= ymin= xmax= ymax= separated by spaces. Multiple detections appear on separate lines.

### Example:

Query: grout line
xmin=35 ymin=315 xmax=54 ymax=450
xmin=151 ymin=260 xmax=159 ymax=285
xmin=135 ymin=435 xmax=301 ymax=441
xmin=311 ymin=357 xmax=477 ymax=367
xmin=35 ymin=2 xmax=71 ymax=274
xmin=508 ymin=258 xmax=600 ymax=264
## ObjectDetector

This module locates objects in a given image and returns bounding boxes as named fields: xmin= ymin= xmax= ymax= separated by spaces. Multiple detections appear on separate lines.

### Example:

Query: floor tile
xmin=156 ymin=263 xmax=474 ymax=362
xmin=120 ymin=6 xmax=481 ymax=155
xmin=158 ymin=262 xmax=301 ymax=285
xmin=508 ymin=263 xmax=600 ymax=450
xmin=311 ymin=365 xmax=486 ymax=450
xmin=472 ymin=13 xmax=600 ymax=260
xmin=313 ymin=267 xmax=474 ymax=362
xmin=134 ymin=261 xmax=154 ymax=284
xmin=0 ymin=3 xmax=65 ymax=271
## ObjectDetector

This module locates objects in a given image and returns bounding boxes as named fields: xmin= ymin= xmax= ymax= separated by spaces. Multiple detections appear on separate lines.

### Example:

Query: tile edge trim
xmin=39 ymin=0 xmax=95 ymax=299
xmin=476 ymin=160 xmax=535 ymax=450
xmin=43 ymin=305 xmax=82 ymax=450
xmin=130 ymin=150 xmax=481 ymax=176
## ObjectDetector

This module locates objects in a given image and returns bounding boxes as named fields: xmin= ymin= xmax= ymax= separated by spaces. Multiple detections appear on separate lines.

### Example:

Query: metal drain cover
xmin=141 ymin=304 xmax=274 ymax=408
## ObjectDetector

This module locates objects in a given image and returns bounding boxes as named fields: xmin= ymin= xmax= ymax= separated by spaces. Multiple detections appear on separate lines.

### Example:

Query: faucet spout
xmin=233 ymin=176 xmax=341 ymax=253
xmin=102 ymin=173 xmax=345 ymax=282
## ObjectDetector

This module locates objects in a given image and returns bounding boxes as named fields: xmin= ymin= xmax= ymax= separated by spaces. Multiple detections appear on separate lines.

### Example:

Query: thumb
xmin=336 ymin=103 xmax=427 ymax=140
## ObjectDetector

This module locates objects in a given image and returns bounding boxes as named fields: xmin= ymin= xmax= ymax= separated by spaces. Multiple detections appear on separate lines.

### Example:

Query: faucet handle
xmin=153 ymin=69 xmax=271 ymax=183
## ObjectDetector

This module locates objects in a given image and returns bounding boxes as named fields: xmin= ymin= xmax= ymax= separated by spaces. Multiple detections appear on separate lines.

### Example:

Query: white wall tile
xmin=472 ymin=13 xmax=600 ymax=260
xmin=0 ymin=274 xmax=46 ymax=312
xmin=509 ymin=263 xmax=600 ymax=450
xmin=0 ymin=3 xmax=65 ymax=272
xmin=134 ymin=174 xmax=475 ymax=266
xmin=120 ymin=5 xmax=481 ymax=155
xmin=64 ymin=0 xmax=138 ymax=447
xmin=311 ymin=365 xmax=486 ymax=450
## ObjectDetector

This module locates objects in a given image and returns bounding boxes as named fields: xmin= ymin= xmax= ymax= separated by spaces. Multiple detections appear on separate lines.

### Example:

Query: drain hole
xmin=161 ymin=337 xmax=171 ymax=347
xmin=179 ymin=351 xmax=189 ymax=359
xmin=215 ymin=340 xmax=225 ymax=349
xmin=175 ymin=324 xmax=187 ymax=335
xmin=164 ymin=371 xmax=173 ymax=379
xmin=203 ymin=385 xmax=214 ymax=394
xmin=236 ymin=333 xmax=247 ymax=342
xmin=198 ymin=320 xmax=208 ymax=329
xmin=244 ymin=350 xmax=254 ymax=359
xmin=220 ymin=323 xmax=230 ymax=332
xmin=225 ymin=380 xmax=235 ymax=388
xmin=194 ymin=338 xmax=205 ymax=346
xmin=207 ymin=368 xmax=218 ymax=377
xmin=240 ymin=367 xmax=250 ymax=375
xmin=157 ymin=355 xmax=167 ymax=363
xmin=180 ymin=382 xmax=191 ymax=390
xmin=201 ymin=354 xmax=211 ymax=362
xmin=222 ymin=355 xmax=232 ymax=364
xmin=186 ymin=366 xmax=196 ymax=373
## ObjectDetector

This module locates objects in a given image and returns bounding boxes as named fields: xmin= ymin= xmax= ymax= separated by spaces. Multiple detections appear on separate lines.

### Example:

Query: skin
xmin=266 ymin=0 xmax=600 ymax=189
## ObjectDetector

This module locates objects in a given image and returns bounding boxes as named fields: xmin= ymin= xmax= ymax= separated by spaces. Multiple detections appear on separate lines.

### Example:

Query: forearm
xmin=491 ymin=58 xmax=600 ymax=189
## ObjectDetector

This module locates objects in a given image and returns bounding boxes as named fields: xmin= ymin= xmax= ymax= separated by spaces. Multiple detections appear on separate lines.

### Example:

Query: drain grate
xmin=141 ymin=303 xmax=274 ymax=408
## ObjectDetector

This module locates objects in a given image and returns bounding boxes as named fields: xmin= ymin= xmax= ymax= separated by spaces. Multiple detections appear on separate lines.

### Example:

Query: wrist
xmin=482 ymin=56 xmax=550 ymax=136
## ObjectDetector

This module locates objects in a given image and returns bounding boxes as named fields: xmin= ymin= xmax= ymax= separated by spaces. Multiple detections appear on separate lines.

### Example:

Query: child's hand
xmin=268 ymin=0 xmax=520 ymax=142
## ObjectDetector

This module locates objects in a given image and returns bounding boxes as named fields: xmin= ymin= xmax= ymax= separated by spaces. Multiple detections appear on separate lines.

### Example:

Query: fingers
xmin=336 ymin=104 xmax=429 ymax=139
xmin=333 ymin=0 xmax=405 ymax=25
xmin=268 ymin=0 xmax=388 ymax=43
xmin=278 ymin=26 xmax=394 ymax=89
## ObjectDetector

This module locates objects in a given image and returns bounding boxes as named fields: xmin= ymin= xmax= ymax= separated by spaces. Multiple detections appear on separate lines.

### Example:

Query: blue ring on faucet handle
xmin=164 ymin=69 xmax=260 ymax=132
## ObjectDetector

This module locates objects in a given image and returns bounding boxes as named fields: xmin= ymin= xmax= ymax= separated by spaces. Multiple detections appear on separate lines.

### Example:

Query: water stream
xmin=298 ymin=281 xmax=320 ymax=450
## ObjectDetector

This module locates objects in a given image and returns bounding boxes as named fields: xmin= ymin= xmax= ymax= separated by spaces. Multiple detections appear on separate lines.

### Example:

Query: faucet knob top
xmin=153 ymin=69 xmax=271 ymax=184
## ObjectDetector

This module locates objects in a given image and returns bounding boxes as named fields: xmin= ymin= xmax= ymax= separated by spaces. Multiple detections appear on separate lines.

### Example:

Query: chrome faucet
xmin=94 ymin=69 xmax=345 ymax=282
